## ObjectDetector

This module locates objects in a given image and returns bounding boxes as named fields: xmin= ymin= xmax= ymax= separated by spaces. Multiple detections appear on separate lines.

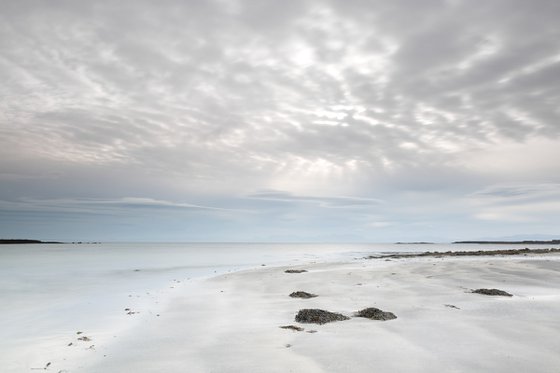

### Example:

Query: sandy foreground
xmin=21 ymin=254 xmax=560 ymax=372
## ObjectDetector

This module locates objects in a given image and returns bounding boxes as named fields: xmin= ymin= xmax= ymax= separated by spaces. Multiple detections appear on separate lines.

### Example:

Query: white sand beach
xmin=42 ymin=253 xmax=560 ymax=373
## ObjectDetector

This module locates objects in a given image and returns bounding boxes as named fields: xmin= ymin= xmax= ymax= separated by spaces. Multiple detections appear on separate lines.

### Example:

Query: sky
xmin=1 ymin=0 xmax=560 ymax=242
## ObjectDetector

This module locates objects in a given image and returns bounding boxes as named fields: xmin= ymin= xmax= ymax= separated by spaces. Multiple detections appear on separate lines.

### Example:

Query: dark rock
xmin=289 ymin=291 xmax=318 ymax=299
xmin=295 ymin=309 xmax=349 ymax=324
xmin=472 ymin=288 xmax=513 ymax=297
xmin=280 ymin=325 xmax=304 ymax=332
xmin=285 ymin=269 xmax=308 ymax=273
xmin=355 ymin=307 xmax=397 ymax=321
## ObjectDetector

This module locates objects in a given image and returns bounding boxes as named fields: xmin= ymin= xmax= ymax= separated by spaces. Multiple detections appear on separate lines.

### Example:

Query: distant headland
xmin=0 ymin=239 xmax=99 ymax=244
xmin=0 ymin=239 xmax=63 ymax=244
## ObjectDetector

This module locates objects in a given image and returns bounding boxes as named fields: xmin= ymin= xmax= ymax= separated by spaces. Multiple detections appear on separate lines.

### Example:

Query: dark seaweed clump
xmin=472 ymin=288 xmax=513 ymax=297
xmin=295 ymin=309 xmax=349 ymax=324
xmin=355 ymin=307 xmax=397 ymax=321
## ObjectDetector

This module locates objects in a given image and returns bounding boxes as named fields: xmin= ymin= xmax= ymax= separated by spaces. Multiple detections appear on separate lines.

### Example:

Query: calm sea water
xmin=2 ymin=242 xmax=559 ymax=314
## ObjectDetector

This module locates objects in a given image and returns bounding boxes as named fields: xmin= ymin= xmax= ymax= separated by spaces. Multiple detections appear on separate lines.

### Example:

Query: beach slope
xmin=80 ymin=255 xmax=560 ymax=372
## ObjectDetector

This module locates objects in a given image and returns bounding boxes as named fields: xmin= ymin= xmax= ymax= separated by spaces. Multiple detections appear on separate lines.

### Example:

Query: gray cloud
xmin=1 ymin=0 xmax=559 ymax=240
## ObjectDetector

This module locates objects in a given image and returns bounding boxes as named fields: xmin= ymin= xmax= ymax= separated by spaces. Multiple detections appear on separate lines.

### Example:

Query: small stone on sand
xmin=280 ymin=325 xmax=304 ymax=331
xmin=285 ymin=269 xmax=308 ymax=274
xmin=289 ymin=291 xmax=318 ymax=299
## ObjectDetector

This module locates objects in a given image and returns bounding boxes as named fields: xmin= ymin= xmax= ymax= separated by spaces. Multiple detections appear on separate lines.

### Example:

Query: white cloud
xmin=0 ymin=197 xmax=248 ymax=215
xmin=248 ymin=190 xmax=383 ymax=208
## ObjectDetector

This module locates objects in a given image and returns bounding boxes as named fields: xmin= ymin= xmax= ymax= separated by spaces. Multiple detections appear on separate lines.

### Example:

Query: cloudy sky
xmin=1 ymin=0 xmax=560 ymax=242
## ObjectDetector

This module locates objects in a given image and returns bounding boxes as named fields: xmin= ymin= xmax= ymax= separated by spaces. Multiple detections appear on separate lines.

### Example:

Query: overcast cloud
xmin=1 ymin=0 xmax=559 ymax=241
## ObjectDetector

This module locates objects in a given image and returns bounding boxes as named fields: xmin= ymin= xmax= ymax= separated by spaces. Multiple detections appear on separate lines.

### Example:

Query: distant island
xmin=395 ymin=242 xmax=434 ymax=244
xmin=454 ymin=240 xmax=560 ymax=245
